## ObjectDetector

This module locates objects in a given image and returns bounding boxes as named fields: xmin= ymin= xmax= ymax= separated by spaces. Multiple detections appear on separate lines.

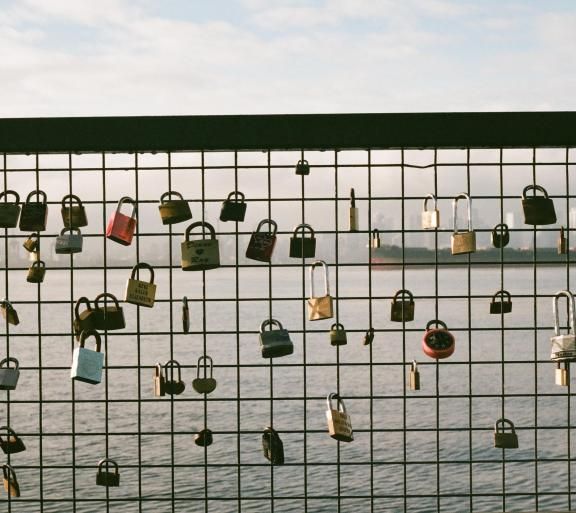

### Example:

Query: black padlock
xmin=295 ymin=159 xmax=310 ymax=176
xmin=93 ymin=293 xmax=125 ymax=330
xmin=490 ymin=290 xmax=512 ymax=314
xmin=363 ymin=327 xmax=375 ymax=346
xmin=289 ymin=223 xmax=316 ymax=258
xmin=262 ymin=427 xmax=284 ymax=465
xmin=96 ymin=459 xmax=120 ymax=487
xmin=27 ymin=260 xmax=46 ymax=283
xmin=521 ymin=184 xmax=557 ymax=225
xmin=0 ymin=426 xmax=26 ymax=454
xmin=390 ymin=289 xmax=415 ymax=322
xmin=0 ymin=190 xmax=21 ymax=228
xmin=19 ymin=189 xmax=48 ymax=232
xmin=220 ymin=191 xmax=247 ymax=222
xmin=61 ymin=194 xmax=88 ymax=228
xmin=164 ymin=360 xmax=186 ymax=395
xmin=491 ymin=223 xmax=510 ymax=248
xmin=195 ymin=428 xmax=213 ymax=447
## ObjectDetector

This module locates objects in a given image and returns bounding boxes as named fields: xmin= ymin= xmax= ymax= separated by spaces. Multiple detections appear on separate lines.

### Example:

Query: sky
xmin=1 ymin=0 xmax=576 ymax=117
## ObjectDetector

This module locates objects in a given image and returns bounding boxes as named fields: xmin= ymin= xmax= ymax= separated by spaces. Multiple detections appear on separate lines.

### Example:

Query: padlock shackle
xmin=327 ymin=392 xmax=346 ymax=413
xmin=226 ymin=190 xmax=245 ymax=201
xmin=60 ymin=227 xmax=81 ymax=236
xmin=297 ymin=159 xmax=309 ymax=165
xmin=97 ymin=458 xmax=119 ymax=473
xmin=330 ymin=322 xmax=345 ymax=331
xmin=0 ymin=190 xmax=19 ymax=204
xmin=411 ymin=360 xmax=418 ymax=372
xmin=0 ymin=357 xmax=19 ymax=370
xmin=1 ymin=298 xmax=14 ymax=310
xmin=25 ymin=189 xmax=47 ymax=204
xmin=61 ymin=194 xmax=83 ymax=208
xmin=393 ymin=289 xmax=414 ymax=302
xmin=0 ymin=426 xmax=17 ymax=442
xmin=164 ymin=359 xmax=182 ymax=380
xmin=2 ymin=464 xmax=17 ymax=481
xmin=79 ymin=329 xmax=102 ymax=352
xmin=350 ymin=188 xmax=356 ymax=207
xmin=522 ymin=184 xmax=549 ymax=199
xmin=425 ymin=319 xmax=448 ymax=331
xmin=115 ymin=196 xmax=137 ymax=219
xmin=159 ymin=190 xmax=185 ymax=203
xmin=94 ymin=292 xmax=121 ymax=310
xmin=154 ymin=362 xmax=163 ymax=378
xmin=74 ymin=296 xmax=93 ymax=320
xmin=260 ymin=318 xmax=283 ymax=332
xmin=492 ymin=223 xmax=509 ymax=236
xmin=309 ymin=260 xmax=330 ymax=298
xmin=292 ymin=223 xmax=314 ymax=237
xmin=196 ymin=355 xmax=213 ymax=378
xmin=423 ymin=193 xmax=437 ymax=211
xmin=372 ymin=229 xmax=380 ymax=240
xmin=452 ymin=192 xmax=472 ymax=233
xmin=494 ymin=417 xmax=516 ymax=433
xmin=130 ymin=262 xmax=154 ymax=283
xmin=31 ymin=260 xmax=46 ymax=269
xmin=491 ymin=289 xmax=511 ymax=302
xmin=553 ymin=290 xmax=576 ymax=336
xmin=256 ymin=218 xmax=278 ymax=235
xmin=184 ymin=221 xmax=216 ymax=241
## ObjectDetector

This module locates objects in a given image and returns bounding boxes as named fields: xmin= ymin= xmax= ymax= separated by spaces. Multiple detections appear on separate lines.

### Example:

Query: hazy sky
xmin=2 ymin=0 xmax=575 ymax=117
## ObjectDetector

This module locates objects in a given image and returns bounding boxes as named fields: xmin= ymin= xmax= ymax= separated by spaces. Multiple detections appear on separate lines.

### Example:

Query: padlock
xmin=55 ymin=227 xmax=83 ymax=254
xmin=409 ymin=360 xmax=420 ymax=391
xmin=521 ymin=184 xmax=557 ymax=225
xmin=181 ymin=221 xmax=220 ymax=271
xmin=2 ymin=464 xmax=20 ymax=497
xmin=0 ymin=357 xmax=20 ymax=390
xmin=329 ymin=323 xmax=347 ymax=346
xmin=550 ymin=290 xmax=576 ymax=362
xmin=93 ymin=293 xmax=125 ymax=331
xmin=23 ymin=232 xmax=39 ymax=253
xmin=289 ymin=223 xmax=316 ymax=259
xmin=153 ymin=362 xmax=165 ymax=397
xmin=192 ymin=355 xmax=217 ymax=394
xmin=71 ymin=330 xmax=104 ymax=385
xmin=451 ymin=192 xmax=476 ymax=255
xmin=0 ymin=190 xmax=21 ymax=228
xmin=164 ymin=360 xmax=186 ymax=395
xmin=308 ymin=260 xmax=333 ymax=321
xmin=195 ymin=428 xmax=213 ymax=447
xmin=124 ymin=262 xmax=157 ymax=307
xmin=363 ymin=327 xmax=375 ymax=346
xmin=220 ymin=191 xmax=247 ymax=222
xmin=246 ymin=219 xmax=278 ymax=262
xmin=61 ymin=194 xmax=88 ymax=228
xmin=73 ymin=297 xmax=100 ymax=341
xmin=26 ymin=260 xmax=46 ymax=283
xmin=493 ymin=418 xmax=519 ymax=449
xmin=182 ymin=296 xmax=190 ymax=333
xmin=349 ymin=188 xmax=358 ymax=232
xmin=1 ymin=300 xmax=19 ymax=326
xmin=106 ymin=196 xmax=137 ymax=246
xmin=558 ymin=226 xmax=568 ymax=255
xmin=490 ymin=290 xmax=512 ymax=314
xmin=19 ymin=189 xmax=48 ymax=232
xmin=96 ymin=458 xmax=120 ymax=487
xmin=371 ymin=229 xmax=381 ymax=249
xmin=262 ymin=427 xmax=285 ymax=464
xmin=491 ymin=223 xmax=510 ymax=248
xmin=390 ymin=289 xmax=415 ymax=322
xmin=295 ymin=159 xmax=310 ymax=176
xmin=326 ymin=393 xmax=354 ymax=442
xmin=556 ymin=361 xmax=569 ymax=386
xmin=158 ymin=190 xmax=192 ymax=225
xmin=259 ymin=319 xmax=294 ymax=358
xmin=0 ymin=426 xmax=26 ymax=454
xmin=421 ymin=193 xmax=440 ymax=229
xmin=422 ymin=320 xmax=455 ymax=359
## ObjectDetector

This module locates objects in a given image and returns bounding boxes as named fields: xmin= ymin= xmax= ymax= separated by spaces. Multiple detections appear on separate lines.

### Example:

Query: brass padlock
xmin=409 ymin=360 xmax=420 ymax=390
xmin=289 ymin=223 xmax=316 ymax=259
xmin=349 ymin=188 xmax=358 ymax=232
xmin=195 ymin=428 xmax=213 ymax=447
xmin=73 ymin=297 xmax=99 ymax=341
xmin=61 ymin=194 xmax=88 ymax=228
xmin=262 ymin=427 xmax=284 ymax=464
xmin=0 ymin=426 xmax=26 ymax=454
xmin=0 ymin=190 xmax=21 ymax=228
xmin=71 ymin=330 xmax=104 ymax=385
xmin=556 ymin=361 xmax=569 ymax=386
xmin=158 ymin=190 xmax=192 ymax=225
xmin=2 ymin=464 xmax=20 ymax=497
xmin=451 ymin=192 xmax=476 ymax=255
xmin=23 ymin=232 xmax=39 ymax=253
xmin=181 ymin=221 xmax=220 ymax=271
xmin=422 ymin=320 xmax=455 ymax=359
xmin=26 ymin=260 xmax=46 ymax=283
xmin=192 ymin=355 xmax=217 ymax=394
xmin=55 ymin=227 xmax=83 ymax=254
xmin=246 ymin=219 xmax=278 ymax=262
xmin=326 ymin=393 xmax=353 ymax=442
xmin=421 ymin=193 xmax=440 ymax=229
xmin=1 ymin=299 xmax=19 ymax=326
xmin=259 ymin=319 xmax=294 ymax=358
xmin=164 ymin=360 xmax=186 ymax=395
xmin=220 ymin=191 xmax=247 ymax=222
xmin=182 ymin=296 xmax=190 ymax=333
xmin=550 ymin=290 xmax=576 ymax=362
xmin=491 ymin=223 xmax=510 ymax=248
xmin=125 ymin=262 xmax=157 ymax=308
xmin=0 ymin=357 xmax=20 ymax=390
xmin=490 ymin=290 xmax=512 ymax=314
xmin=522 ymin=184 xmax=556 ymax=225
xmin=19 ymin=189 xmax=48 ymax=232
xmin=363 ymin=327 xmax=375 ymax=346
xmin=493 ymin=418 xmax=519 ymax=449
xmin=153 ymin=362 xmax=165 ymax=397
xmin=371 ymin=229 xmax=381 ymax=249
xmin=558 ymin=226 xmax=568 ymax=255
xmin=295 ymin=159 xmax=310 ymax=176
xmin=93 ymin=293 xmax=125 ymax=331
xmin=106 ymin=196 xmax=137 ymax=246
xmin=329 ymin=323 xmax=347 ymax=346
xmin=390 ymin=289 xmax=415 ymax=322
xmin=308 ymin=260 xmax=333 ymax=321
xmin=96 ymin=458 xmax=120 ymax=487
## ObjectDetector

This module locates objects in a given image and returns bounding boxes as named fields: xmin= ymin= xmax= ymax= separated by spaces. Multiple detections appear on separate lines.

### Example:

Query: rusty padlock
xmin=1 ymin=300 xmax=19 ymax=326
xmin=422 ymin=320 xmax=455 ymax=359
xmin=19 ymin=189 xmax=48 ymax=232
xmin=26 ymin=260 xmax=46 ymax=283
xmin=61 ymin=194 xmax=88 ymax=228
xmin=246 ymin=219 xmax=278 ymax=263
xmin=23 ymin=232 xmax=39 ymax=253
xmin=73 ymin=297 xmax=100 ymax=340
xmin=106 ymin=196 xmax=137 ymax=246
xmin=158 ymin=190 xmax=192 ymax=225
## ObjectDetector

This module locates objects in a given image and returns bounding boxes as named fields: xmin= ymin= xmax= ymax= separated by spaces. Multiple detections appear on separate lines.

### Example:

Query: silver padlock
xmin=451 ymin=192 xmax=476 ymax=255
xmin=326 ymin=393 xmax=353 ymax=442
xmin=71 ymin=330 xmax=105 ymax=385
xmin=421 ymin=193 xmax=440 ymax=229
xmin=55 ymin=227 xmax=83 ymax=254
xmin=0 ymin=357 xmax=20 ymax=391
xmin=551 ymin=290 xmax=576 ymax=362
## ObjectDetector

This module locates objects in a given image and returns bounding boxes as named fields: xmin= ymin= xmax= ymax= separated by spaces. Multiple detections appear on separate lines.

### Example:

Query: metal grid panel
xmin=0 ymin=114 xmax=574 ymax=513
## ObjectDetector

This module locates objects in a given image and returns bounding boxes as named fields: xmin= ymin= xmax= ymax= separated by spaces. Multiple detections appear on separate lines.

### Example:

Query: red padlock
xmin=106 ymin=197 xmax=137 ymax=246
xmin=422 ymin=319 xmax=455 ymax=359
